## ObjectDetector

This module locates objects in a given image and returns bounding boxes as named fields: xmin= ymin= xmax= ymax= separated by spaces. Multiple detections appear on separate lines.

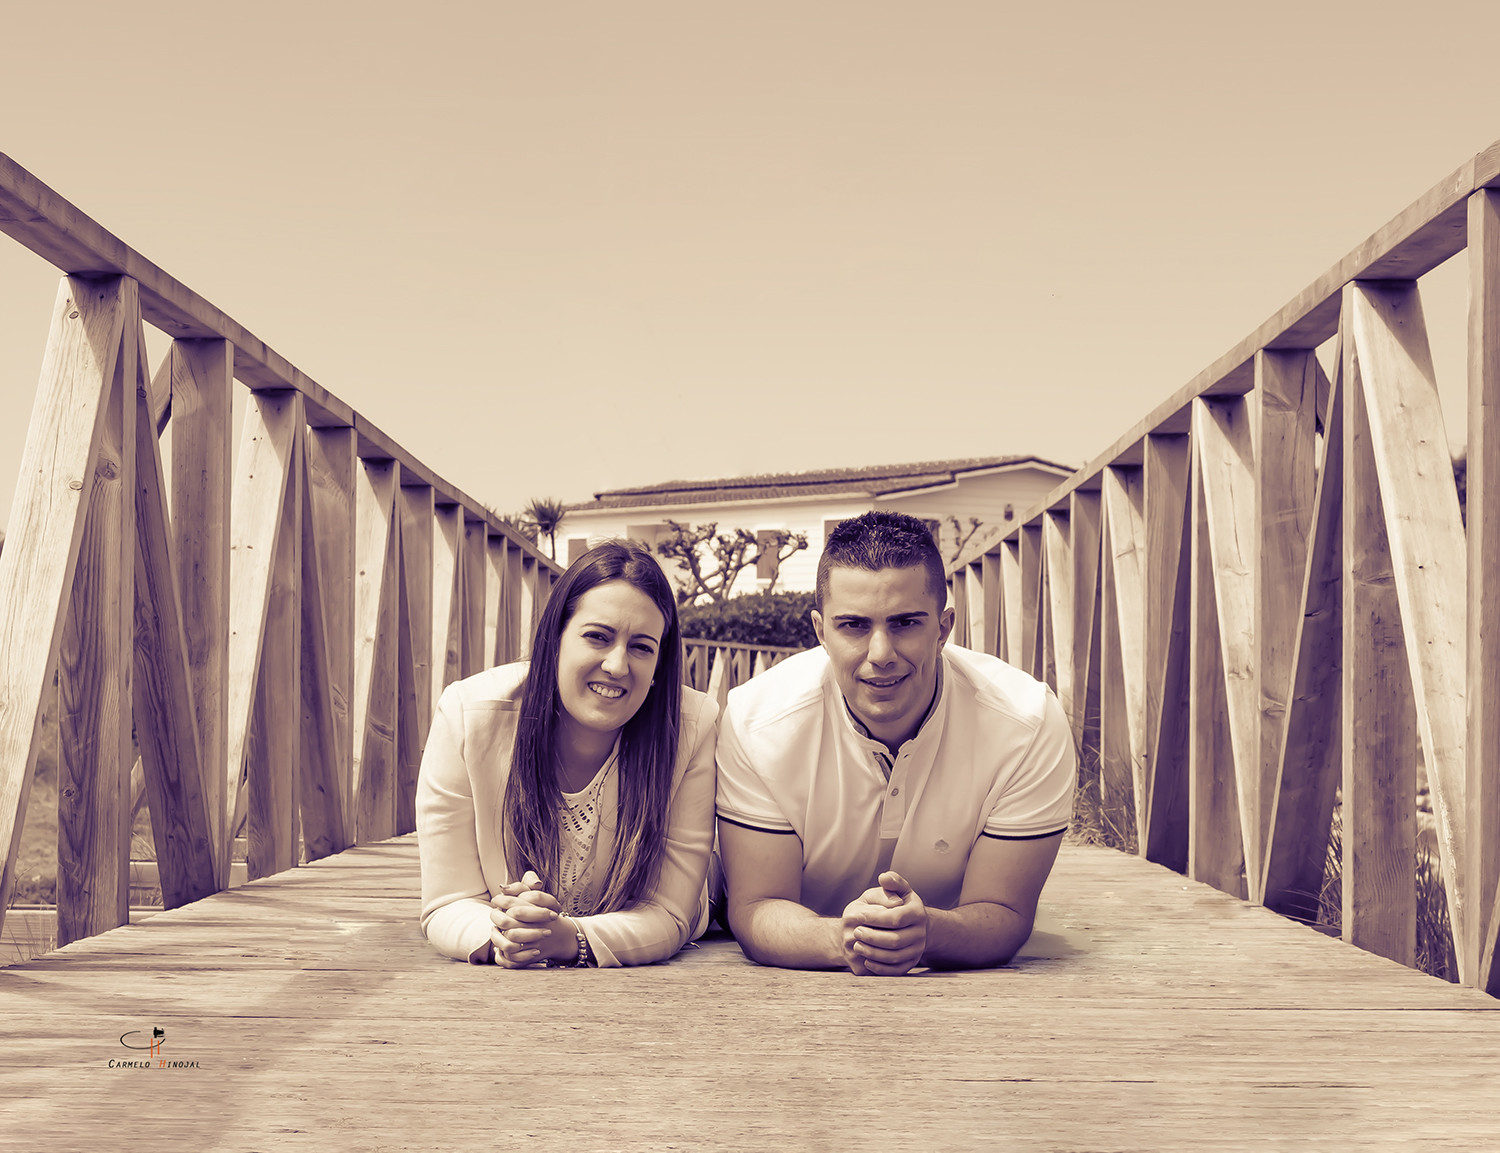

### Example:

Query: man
xmin=715 ymin=510 xmax=1075 ymax=974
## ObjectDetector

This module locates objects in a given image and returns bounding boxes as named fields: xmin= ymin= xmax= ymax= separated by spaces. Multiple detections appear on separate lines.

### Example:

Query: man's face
xmin=811 ymin=563 xmax=955 ymax=750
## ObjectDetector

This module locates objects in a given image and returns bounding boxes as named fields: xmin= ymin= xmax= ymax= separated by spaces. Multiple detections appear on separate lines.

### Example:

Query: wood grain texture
xmin=307 ymin=428 xmax=356 ymax=825
xmin=460 ymin=514 xmax=486 ymax=678
xmin=502 ymin=538 xmax=524 ymax=665
xmin=1019 ymin=524 xmax=1043 ymax=680
xmin=1097 ymin=530 xmax=1136 ymax=841
xmin=1067 ymin=491 xmax=1102 ymax=739
xmin=352 ymin=460 xmax=399 ymax=845
xmin=430 ymin=503 xmax=462 ymax=713
xmin=0 ymin=277 xmax=129 ymax=931
xmin=1102 ymin=467 xmax=1147 ymax=835
xmin=1471 ymin=189 xmax=1500 ymax=994
xmin=1342 ymin=321 xmax=1418 ymax=968
xmin=980 ymin=551 xmax=1001 ymax=658
xmin=1193 ymin=397 xmax=1261 ymax=896
xmin=518 ymin=554 xmax=538 ymax=660
xmin=1144 ymin=437 xmax=1192 ymax=872
xmin=1350 ymin=280 xmax=1467 ymax=977
xmin=398 ymin=487 xmax=434 ymax=836
xmin=129 ymin=319 xmax=216 ymax=906
xmin=1189 ymin=436 xmax=1247 ymax=899
xmin=165 ymin=338 xmax=233 ymax=874
xmin=1254 ymin=350 xmax=1319 ymax=902
xmin=1042 ymin=512 xmax=1074 ymax=722
xmin=5 ymin=837 xmax=1497 ymax=1152
xmin=999 ymin=539 xmax=1023 ymax=666
xmin=482 ymin=523 xmax=505 ymax=669
xmin=56 ymin=281 xmax=135 ymax=946
xmin=296 ymin=438 xmax=350 ymax=863
xmin=224 ymin=391 xmax=299 ymax=878
xmin=247 ymin=407 xmax=303 ymax=882
xmin=1263 ymin=348 xmax=1344 ymax=923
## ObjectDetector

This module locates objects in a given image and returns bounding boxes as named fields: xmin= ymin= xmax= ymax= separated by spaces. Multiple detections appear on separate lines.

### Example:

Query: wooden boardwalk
xmin=2 ymin=841 xmax=1496 ymax=1152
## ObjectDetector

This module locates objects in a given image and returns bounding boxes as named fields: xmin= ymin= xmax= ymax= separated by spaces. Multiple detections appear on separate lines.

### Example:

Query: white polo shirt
xmin=716 ymin=644 xmax=1075 ymax=917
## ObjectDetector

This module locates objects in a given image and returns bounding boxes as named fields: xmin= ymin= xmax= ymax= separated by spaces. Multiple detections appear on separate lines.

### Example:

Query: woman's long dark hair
xmin=501 ymin=539 xmax=683 ymax=914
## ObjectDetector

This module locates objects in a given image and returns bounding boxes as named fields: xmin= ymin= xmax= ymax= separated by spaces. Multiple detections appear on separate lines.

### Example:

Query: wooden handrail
xmin=682 ymin=638 xmax=804 ymax=709
xmin=0 ymin=155 xmax=563 ymax=949
xmin=948 ymin=139 xmax=1500 ymax=996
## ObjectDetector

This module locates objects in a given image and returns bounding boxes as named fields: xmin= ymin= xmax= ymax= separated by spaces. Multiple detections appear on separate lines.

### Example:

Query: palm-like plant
xmin=524 ymin=497 xmax=567 ymax=561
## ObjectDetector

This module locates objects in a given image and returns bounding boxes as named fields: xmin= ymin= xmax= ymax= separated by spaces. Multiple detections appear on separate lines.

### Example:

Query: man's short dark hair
xmin=815 ymin=511 xmax=947 ymax=610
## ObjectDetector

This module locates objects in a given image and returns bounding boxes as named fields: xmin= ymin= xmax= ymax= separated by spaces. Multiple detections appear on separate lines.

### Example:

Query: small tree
xmin=522 ymin=497 xmax=568 ymax=561
xmin=656 ymin=521 xmax=808 ymax=604
xmin=946 ymin=515 xmax=983 ymax=564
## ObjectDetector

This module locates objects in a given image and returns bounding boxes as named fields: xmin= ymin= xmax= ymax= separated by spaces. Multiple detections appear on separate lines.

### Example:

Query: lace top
xmin=557 ymin=752 xmax=618 ymax=916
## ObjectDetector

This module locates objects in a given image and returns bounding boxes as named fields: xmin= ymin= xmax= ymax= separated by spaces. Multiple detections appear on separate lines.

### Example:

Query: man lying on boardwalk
xmin=716 ymin=511 xmax=1076 ymax=974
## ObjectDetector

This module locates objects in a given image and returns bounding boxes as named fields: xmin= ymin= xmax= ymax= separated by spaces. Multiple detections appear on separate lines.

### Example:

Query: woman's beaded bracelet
xmin=547 ymin=918 xmax=592 ymax=968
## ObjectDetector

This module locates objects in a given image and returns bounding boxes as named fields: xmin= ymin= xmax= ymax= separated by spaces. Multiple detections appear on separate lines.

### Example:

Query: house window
xmin=756 ymin=530 xmax=781 ymax=580
xmin=567 ymin=536 xmax=589 ymax=565
xmin=921 ymin=518 xmax=941 ymax=543
xmin=823 ymin=518 xmax=847 ymax=542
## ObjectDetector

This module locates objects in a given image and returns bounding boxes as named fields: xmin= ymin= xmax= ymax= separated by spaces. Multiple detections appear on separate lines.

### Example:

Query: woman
xmin=416 ymin=539 xmax=717 ymax=967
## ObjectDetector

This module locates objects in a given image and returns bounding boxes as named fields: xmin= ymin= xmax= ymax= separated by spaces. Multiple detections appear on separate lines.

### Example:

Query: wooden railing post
xmin=1468 ymin=188 xmax=1500 ymax=994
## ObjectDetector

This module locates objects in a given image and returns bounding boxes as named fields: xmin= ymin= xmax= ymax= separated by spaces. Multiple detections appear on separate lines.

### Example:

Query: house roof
xmin=566 ymin=455 xmax=1076 ymax=512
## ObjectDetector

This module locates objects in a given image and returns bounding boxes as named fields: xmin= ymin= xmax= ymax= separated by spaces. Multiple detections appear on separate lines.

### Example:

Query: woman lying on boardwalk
xmin=416 ymin=539 xmax=718 ymax=967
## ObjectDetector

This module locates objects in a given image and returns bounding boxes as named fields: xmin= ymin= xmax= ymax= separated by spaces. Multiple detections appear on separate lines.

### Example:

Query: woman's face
xmin=555 ymin=580 xmax=667 ymax=739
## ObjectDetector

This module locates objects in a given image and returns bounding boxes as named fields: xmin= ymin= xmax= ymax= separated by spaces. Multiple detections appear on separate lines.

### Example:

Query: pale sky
xmin=1 ymin=1 xmax=1496 ymax=531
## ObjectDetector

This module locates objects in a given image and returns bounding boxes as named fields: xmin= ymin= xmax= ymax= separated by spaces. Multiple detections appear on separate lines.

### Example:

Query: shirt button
xmin=890 ymin=787 xmax=900 ymax=796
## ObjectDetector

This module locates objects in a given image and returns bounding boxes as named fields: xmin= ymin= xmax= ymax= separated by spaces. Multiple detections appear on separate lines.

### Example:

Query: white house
xmin=560 ymin=455 xmax=1074 ymax=599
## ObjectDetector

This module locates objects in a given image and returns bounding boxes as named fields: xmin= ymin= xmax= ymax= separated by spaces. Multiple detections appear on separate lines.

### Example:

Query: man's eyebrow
xmin=830 ymin=613 xmax=872 ymax=623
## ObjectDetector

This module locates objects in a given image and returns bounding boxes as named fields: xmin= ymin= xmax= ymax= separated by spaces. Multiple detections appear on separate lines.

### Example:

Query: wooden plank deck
xmin=1 ymin=839 xmax=1496 ymax=1151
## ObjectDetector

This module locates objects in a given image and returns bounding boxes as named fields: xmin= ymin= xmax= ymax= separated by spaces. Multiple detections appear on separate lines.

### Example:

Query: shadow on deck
xmin=2 ymin=840 xmax=1494 ymax=1151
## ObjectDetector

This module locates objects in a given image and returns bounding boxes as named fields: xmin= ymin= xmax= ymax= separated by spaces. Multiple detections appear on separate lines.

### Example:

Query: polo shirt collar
xmin=841 ymin=651 xmax=947 ymax=753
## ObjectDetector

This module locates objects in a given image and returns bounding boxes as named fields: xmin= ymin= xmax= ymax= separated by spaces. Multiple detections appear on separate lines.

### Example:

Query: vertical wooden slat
xmin=519 ymin=553 xmax=538 ymax=660
xmin=1263 ymin=344 xmax=1344 ymax=921
xmin=430 ymin=503 xmax=462 ymax=710
xmin=1043 ymin=512 xmax=1073 ymax=720
xmin=397 ymin=486 xmax=434 ymax=835
xmin=166 ymin=337 xmax=233 ymax=876
xmin=1143 ymin=434 xmax=1191 ymax=868
xmin=1102 ymin=466 xmax=1147 ymax=831
xmin=980 ymin=551 xmax=1002 ymax=658
xmin=1096 ymin=533 xmax=1134 ymax=840
xmin=246 ymin=407 xmax=303 ymax=880
xmin=1254 ymin=349 xmax=1320 ymax=902
xmin=297 ymin=433 xmax=349 ymax=863
xmin=224 ymin=390 xmax=299 ymax=881
xmin=1068 ymin=491 xmax=1102 ymax=745
xmin=1470 ymin=188 xmax=1500 ymax=994
xmin=57 ymin=279 xmax=135 ymax=945
xmin=483 ymin=528 xmax=505 ymax=668
xmin=1189 ymin=425 xmax=1247 ymax=899
xmin=307 ymin=427 xmax=356 ymax=831
xmin=0 ymin=277 xmax=131 ymax=934
xmin=352 ymin=458 xmax=399 ymax=844
xmin=1019 ymin=524 xmax=1043 ymax=679
xmin=1350 ymin=279 xmax=1468 ymax=977
xmin=1193 ymin=397 xmax=1260 ymax=897
xmin=950 ymin=564 xmax=970 ymax=648
xmin=1342 ymin=311 xmax=1417 ymax=967
xmin=503 ymin=539 xmax=525 ymax=665
xmin=129 ymin=317 xmax=216 ymax=905
xmin=999 ymin=539 xmax=1023 ymax=667
xmin=461 ymin=514 xmax=486 ymax=677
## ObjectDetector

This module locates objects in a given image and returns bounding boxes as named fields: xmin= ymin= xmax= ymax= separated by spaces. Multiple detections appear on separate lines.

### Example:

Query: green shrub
xmin=680 ymin=591 xmax=817 ymax=649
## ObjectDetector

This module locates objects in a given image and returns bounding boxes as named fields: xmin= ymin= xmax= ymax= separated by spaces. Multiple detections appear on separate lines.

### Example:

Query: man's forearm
xmin=731 ymin=897 xmax=847 ymax=970
xmin=922 ymin=901 xmax=1033 ymax=970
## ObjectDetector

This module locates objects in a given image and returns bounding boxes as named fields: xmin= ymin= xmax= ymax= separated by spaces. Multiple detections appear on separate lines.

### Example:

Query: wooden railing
xmin=0 ymin=155 xmax=562 ymax=948
xmin=948 ymin=138 xmax=1500 ymax=994
xmin=683 ymin=638 xmax=804 ymax=709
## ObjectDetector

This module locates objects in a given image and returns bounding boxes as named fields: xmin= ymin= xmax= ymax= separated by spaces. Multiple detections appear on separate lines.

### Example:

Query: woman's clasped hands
xmin=490 ymin=870 xmax=566 ymax=967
